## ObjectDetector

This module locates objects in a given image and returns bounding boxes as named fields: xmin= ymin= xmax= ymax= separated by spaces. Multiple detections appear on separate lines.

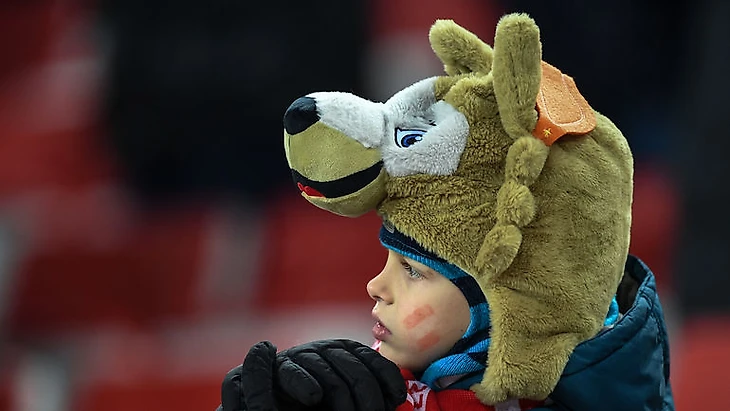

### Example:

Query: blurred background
xmin=0 ymin=0 xmax=727 ymax=409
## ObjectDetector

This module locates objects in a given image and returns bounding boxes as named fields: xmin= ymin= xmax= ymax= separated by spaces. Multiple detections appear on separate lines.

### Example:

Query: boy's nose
xmin=367 ymin=273 xmax=393 ymax=304
xmin=283 ymin=97 xmax=319 ymax=135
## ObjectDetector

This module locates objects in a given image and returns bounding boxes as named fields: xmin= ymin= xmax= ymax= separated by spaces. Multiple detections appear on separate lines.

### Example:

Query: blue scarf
xmin=378 ymin=223 xmax=619 ymax=391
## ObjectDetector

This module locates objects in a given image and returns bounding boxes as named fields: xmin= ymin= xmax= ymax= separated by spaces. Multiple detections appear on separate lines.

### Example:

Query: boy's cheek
xmin=404 ymin=316 xmax=444 ymax=354
xmin=402 ymin=304 xmax=436 ymax=329
xmin=416 ymin=331 xmax=441 ymax=351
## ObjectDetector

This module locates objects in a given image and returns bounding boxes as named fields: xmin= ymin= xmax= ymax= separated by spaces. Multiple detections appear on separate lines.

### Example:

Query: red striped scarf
xmin=397 ymin=370 xmax=544 ymax=411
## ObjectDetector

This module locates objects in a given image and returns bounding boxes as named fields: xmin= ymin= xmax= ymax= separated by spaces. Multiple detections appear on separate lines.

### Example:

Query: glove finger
xmin=346 ymin=343 xmax=407 ymax=410
xmin=240 ymin=341 xmax=278 ymax=411
xmin=288 ymin=351 xmax=357 ymax=411
xmin=286 ymin=339 xmax=406 ymax=411
xmin=275 ymin=355 xmax=323 ymax=407
xmin=315 ymin=347 xmax=389 ymax=411
xmin=220 ymin=365 xmax=243 ymax=411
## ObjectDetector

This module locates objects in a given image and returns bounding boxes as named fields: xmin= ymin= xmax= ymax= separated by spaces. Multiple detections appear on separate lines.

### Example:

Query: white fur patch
xmin=381 ymin=78 xmax=469 ymax=176
xmin=380 ymin=101 xmax=469 ymax=176
xmin=308 ymin=91 xmax=385 ymax=149
xmin=309 ymin=77 xmax=469 ymax=176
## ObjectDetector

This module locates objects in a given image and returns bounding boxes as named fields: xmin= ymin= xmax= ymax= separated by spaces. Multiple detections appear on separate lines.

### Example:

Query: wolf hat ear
xmin=430 ymin=20 xmax=493 ymax=76
xmin=492 ymin=13 xmax=542 ymax=140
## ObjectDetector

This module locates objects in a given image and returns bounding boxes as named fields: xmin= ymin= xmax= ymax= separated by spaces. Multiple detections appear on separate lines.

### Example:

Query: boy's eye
xmin=401 ymin=262 xmax=425 ymax=279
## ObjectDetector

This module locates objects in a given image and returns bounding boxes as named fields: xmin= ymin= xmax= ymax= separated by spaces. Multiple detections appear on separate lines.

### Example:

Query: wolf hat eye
xmin=395 ymin=128 xmax=426 ymax=148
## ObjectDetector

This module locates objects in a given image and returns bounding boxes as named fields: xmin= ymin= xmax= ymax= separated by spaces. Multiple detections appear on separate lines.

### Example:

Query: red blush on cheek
xmin=403 ymin=305 xmax=435 ymax=329
xmin=416 ymin=331 xmax=440 ymax=351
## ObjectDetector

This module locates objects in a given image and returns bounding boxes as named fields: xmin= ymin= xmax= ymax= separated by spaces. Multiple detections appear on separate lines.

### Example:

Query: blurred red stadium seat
xmin=0 ymin=363 xmax=14 ymax=411
xmin=75 ymin=377 xmax=220 ymax=411
xmin=67 ymin=317 xmax=351 ymax=411
xmin=0 ymin=348 xmax=26 ymax=410
xmin=70 ymin=330 xmax=222 ymax=411
xmin=255 ymin=190 xmax=385 ymax=311
xmin=629 ymin=164 xmax=679 ymax=293
xmin=5 ymin=205 xmax=211 ymax=335
xmin=672 ymin=316 xmax=730 ymax=410
xmin=370 ymin=0 xmax=499 ymax=41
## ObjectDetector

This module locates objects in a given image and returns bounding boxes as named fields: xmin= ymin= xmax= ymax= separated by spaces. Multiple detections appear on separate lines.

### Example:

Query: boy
xmin=217 ymin=223 xmax=669 ymax=411
xmin=217 ymin=14 xmax=673 ymax=411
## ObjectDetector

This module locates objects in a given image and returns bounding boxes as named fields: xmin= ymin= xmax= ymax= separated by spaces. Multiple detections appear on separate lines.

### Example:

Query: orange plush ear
xmin=532 ymin=61 xmax=596 ymax=145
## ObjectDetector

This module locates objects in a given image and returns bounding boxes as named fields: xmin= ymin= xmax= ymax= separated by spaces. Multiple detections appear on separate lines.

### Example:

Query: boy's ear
xmin=429 ymin=19 xmax=493 ymax=76
xmin=492 ymin=13 xmax=541 ymax=140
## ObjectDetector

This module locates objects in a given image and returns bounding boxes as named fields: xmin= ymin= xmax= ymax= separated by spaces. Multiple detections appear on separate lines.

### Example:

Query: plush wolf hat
xmin=282 ymin=13 xmax=633 ymax=404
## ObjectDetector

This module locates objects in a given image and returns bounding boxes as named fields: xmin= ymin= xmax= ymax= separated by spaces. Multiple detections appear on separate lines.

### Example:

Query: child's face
xmin=367 ymin=249 xmax=471 ymax=372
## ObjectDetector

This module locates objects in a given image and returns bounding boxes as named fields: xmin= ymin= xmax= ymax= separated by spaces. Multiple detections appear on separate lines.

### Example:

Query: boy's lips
xmin=373 ymin=321 xmax=391 ymax=340
xmin=372 ymin=313 xmax=392 ymax=340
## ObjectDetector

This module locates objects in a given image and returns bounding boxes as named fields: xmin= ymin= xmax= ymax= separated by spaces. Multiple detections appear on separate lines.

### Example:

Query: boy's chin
xmin=377 ymin=342 xmax=426 ymax=372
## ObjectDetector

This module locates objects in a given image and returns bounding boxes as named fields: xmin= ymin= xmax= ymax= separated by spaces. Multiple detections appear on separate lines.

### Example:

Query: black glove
xmin=217 ymin=339 xmax=406 ymax=411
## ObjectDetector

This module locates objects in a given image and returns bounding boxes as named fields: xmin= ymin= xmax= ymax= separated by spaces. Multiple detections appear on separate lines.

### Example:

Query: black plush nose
xmin=283 ymin=97 xmax=319 ymax=135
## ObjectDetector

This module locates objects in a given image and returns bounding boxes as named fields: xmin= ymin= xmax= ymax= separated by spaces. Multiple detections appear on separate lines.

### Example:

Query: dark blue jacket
xmin=539 ymin=255 xmax=675 ymax=411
